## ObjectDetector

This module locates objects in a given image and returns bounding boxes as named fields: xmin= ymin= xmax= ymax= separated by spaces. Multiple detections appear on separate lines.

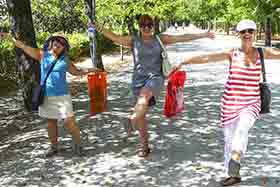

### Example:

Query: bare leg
xmin=130 ymin=88 xmax=153 ymax=157
xmin=47 ymin=119 xmax=58 ymax=147
xmin=46 ymin=119 xmax=59 ymax=157
xmin=64 ymin=116 xmax=81 ymax=145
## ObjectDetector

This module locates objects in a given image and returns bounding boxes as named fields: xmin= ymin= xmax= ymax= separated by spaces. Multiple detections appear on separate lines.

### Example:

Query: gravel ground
xmin=0 ymin=30 xmax=280 ymax=187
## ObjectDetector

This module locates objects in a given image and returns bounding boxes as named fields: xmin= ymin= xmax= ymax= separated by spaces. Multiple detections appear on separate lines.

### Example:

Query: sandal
xmin=72 ymin=143 xmax=83 ymax=156
xmin=221 ymin=177 xmax=241 ymax=186
xmin=137 ymin=144 xmax=151 ymax=157
xmin=45 ymin=146 xmax=58 ymax=158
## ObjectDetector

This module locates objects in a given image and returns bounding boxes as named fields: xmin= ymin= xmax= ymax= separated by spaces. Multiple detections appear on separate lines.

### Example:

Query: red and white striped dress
xmin=221 ymin=49 xmax=261 ymax=127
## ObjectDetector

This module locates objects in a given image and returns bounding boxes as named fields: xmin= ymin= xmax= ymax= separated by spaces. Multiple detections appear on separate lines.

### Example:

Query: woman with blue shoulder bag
xmin=0 ymin=33 xmax=100 ymax=157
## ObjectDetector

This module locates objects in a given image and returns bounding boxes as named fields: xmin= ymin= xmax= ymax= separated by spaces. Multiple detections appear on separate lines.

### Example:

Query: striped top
xmin=221 ymin=48 xmax=261 ymax=127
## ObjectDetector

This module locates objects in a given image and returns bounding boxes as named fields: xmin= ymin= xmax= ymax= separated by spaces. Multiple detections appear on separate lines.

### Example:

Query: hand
xmin=0 ymin=32 xmax=10 ymax=40
xmin=88 ymin=21 xmax=103 ymax=32
xmin=206 ymin=31 xmax=215 ymax=39
xmin=14 ymin=39 xmax=25 ymax=49
xmin=87 ymin=67 xmax=103 ymax=73
xmin=87 ymin=21 xmax=95 ymax=28
xmin=0 ymin=32 xmax=25 ymax=49
xmin=170 ymin=63 xmax=183 ymax=74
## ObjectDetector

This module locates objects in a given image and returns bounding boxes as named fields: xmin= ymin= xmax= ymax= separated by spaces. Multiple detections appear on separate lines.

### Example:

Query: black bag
xmin=32 ymin=58 xmax=59 ymax=111
xmin=258 ymin=48 xmax=271 ymax=114
xmin=32 ymin=85 xmax=45 ymax=111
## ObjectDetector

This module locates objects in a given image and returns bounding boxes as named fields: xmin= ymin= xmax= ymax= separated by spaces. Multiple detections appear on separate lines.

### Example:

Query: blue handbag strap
xmin=257 ymin=47 xmax=266 ymax=83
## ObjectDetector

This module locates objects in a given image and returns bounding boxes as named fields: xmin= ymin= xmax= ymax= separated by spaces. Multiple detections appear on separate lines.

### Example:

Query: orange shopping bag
xmin=87 ymin=72 xmax=107 ymax=116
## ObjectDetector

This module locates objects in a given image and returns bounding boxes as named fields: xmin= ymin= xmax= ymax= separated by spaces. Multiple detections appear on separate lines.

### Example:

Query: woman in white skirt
xmin=1 ymin=33 xmax=99 ymax=157
xmin=176 ymin=20 xmax=280 ymax=186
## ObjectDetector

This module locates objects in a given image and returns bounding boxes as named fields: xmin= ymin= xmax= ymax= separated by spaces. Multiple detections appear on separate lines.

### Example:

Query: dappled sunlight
xmin=1 ymin=37 xmax=280 ymax=186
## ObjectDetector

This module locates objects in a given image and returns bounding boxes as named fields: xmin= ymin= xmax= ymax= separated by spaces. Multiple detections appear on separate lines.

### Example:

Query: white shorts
xmin=39 ymin=95 xmax=74 ymax=119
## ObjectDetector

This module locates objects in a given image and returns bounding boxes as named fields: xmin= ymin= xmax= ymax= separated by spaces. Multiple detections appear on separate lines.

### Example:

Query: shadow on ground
xmin=0 ymin=46 xmax=280 ymax=187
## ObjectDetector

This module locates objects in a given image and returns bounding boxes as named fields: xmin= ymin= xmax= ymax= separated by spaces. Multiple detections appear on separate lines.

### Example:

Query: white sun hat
xmin=236 ymin=19 xmax=257 ymax=32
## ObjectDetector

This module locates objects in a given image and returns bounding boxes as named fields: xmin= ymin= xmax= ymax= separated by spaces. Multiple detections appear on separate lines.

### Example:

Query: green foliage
xmin=29 ymin=0 xmax=279 ymax=36
xmin=1 ymin=31 xmax=115 ymax=66
xmin=66 ymin=33 xmax=89 ymax=60
xmin=31 ymin=0 xmax=86 ymax=33
xmin=0 ymin=38 xmax=16 ymax=69
xmin=0 ymin=38 xmax=17 ymax=87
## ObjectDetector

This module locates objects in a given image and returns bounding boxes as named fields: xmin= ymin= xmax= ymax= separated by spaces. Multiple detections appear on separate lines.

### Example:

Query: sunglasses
xmin=53 ymin=40 xmax=65 ymax=49
xmin=240 ymin=29 xmax=255 ymax=34
xmin=140 ymin=22 xmax=153 ymax=29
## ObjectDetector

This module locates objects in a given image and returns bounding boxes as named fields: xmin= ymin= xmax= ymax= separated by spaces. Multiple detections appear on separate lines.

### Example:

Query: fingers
xmin=170 ymin=64 xmax=182 ymax=74
xmin=87 ymin=67 xmax=103 ymax=73
xmin=0 ymin=32 xmax=9 ymax=39
xmin=0 ymin=32 xmax=5 ymax=39
xmin=207 ymin=31 xmax=215 ymax=39
xmin=11 ymin=37 xmax=16 ymax=43
xmin=14 ymin=40 xmax=25 ymax=49
xmin=87 ymin=21 xmax=95 ymax=27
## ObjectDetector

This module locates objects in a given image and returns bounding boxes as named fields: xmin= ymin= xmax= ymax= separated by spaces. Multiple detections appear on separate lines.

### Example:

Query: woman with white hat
xmin=176 ymin=19 xmax=280 ymax=186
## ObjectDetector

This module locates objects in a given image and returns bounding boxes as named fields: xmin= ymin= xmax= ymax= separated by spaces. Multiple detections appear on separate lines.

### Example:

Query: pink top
xmin=221 ymin=49 xmax=261 ymax=127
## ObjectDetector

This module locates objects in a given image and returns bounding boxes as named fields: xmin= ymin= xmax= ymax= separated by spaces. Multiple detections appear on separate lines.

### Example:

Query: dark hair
xmin=43 ymin=36 xmax=70 ymax=54
xmin=138 ymin=14 xmax=153 ymax=25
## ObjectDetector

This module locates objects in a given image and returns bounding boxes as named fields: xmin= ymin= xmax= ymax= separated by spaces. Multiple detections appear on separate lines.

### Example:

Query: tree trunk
xmin=120 ymin=21 xmax=124 ymax=61
xmin=226 ymin=22 xmax=230 ymax=35
xmin=265 ymin=17 xmax=272 ymax=47
xmin=6 ymin=0 xmax=39 ymax=112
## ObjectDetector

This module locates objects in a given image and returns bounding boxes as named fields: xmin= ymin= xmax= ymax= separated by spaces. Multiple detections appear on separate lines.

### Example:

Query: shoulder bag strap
xmin=41 ymin=56 xmax=60 ymax=86
xmin=257 ymin=47 xmax=266 ymax=83
xmin=155 ymin=35 xmax=165 ymax=51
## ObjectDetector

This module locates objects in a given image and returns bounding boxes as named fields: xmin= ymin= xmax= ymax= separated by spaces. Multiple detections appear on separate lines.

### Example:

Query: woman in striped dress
xmin=177 ymin=20 xmax=280 ymax=186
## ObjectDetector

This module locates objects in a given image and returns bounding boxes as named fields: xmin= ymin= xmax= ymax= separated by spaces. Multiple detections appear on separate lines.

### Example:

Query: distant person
xmin=182 ymin=22 xmax=186 ymax=30
xmin=176 ymin=20 xmax=280 ymax=186
xmin=0 ymin=33 xmax=100 ymax=157
xmin=174 ymin=22 xmax=178 ymax=31
xmin=90 ymin=14 xmax=214 ymax=157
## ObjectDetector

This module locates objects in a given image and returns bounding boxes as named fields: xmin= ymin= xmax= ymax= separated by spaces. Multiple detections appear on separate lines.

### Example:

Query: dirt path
xmin=1 ymin=33 xmax=280 ymax=187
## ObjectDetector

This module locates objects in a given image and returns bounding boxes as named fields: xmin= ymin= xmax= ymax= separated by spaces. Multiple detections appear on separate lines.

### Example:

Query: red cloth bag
xmin=164 ymin=70 xmax=186 ymax=118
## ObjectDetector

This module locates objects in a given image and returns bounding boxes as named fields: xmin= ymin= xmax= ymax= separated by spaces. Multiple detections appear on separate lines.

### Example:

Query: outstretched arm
xmin=13 ymin=38 xmax=43 ymax=61
xmin=160 ymin=31 xmax=215 ymax=45
xmin=93 ymin=23 xmax=133 ymax=48
xmin=264 ymin=47 xmax=280 ymax=59
xmin=178 ymin=51 xmax=230 ymax=69
xmin=68 ymin=62 xmax=102 ymax=76
xmin=0 ymin=32 xmax=42 ymax=61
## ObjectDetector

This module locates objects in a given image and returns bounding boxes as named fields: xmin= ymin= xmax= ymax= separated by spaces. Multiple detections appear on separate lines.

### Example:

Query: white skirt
xmin=39 ymin=95 xmax=74 ymax=119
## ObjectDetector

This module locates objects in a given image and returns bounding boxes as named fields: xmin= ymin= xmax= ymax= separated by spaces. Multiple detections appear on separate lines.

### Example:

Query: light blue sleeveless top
xmin=40 ymin=51 xmax=69 ymax=96
xmin=132 ymin=34 xmax=164 ymax=87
